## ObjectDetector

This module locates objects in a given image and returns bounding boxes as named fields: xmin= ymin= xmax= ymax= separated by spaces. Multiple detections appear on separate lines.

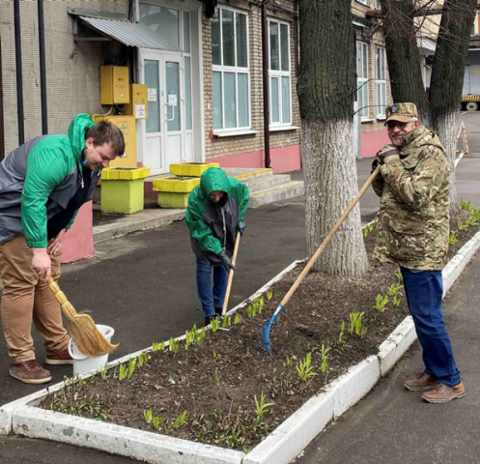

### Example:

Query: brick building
xmin=0 ymin=0 xmax=395 ymax=172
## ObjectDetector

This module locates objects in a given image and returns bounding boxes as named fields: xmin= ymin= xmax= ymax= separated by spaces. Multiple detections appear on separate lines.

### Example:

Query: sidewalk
xmin=1 ymin=113 xmax=479 ymax=463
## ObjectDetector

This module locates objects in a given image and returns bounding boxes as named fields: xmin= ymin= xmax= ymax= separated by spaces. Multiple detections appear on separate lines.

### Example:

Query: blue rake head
xmin=258 ymin=320 xmax=274 ymax=358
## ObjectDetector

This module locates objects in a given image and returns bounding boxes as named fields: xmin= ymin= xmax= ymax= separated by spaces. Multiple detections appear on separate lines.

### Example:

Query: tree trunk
xmin=380 ymin=0 xmax=431 ymax=125
xmin=298 ymin=0 xmax=368 ymax=277
xmin=429 ymin=0 xmax=477 ymax=217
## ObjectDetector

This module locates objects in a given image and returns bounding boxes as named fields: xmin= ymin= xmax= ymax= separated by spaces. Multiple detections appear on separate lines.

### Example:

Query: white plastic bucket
xmin=68 ymin=325 xmax=114 ymax=376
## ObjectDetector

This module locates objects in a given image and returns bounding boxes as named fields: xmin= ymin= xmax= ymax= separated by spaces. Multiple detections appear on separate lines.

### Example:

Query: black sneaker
xmin=215 ymin=307 xmax=223 ymax=316
xmin=205 ymin=315 xmax=219 ymax=326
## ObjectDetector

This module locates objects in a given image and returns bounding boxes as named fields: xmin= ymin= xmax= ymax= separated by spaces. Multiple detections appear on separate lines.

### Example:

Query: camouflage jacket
xmin=372 ymin=126 xmax=450 ymax=271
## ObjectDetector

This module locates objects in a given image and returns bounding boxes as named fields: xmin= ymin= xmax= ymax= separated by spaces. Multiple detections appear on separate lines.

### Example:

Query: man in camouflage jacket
xmin=372 ymin=103 xmax=464 ymax=403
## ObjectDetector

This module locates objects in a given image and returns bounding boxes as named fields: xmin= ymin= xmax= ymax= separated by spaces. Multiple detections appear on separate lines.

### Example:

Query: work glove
xmin=376 ymin=145 xmax=399 ymax=165
xmin=219 ymin=250 xmax=236 ymax=272
xmin=236 ymin=220 xmax=246 ymax=236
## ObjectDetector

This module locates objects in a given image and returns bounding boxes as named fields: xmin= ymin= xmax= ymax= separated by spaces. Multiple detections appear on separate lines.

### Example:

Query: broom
xmin=48 ymin=278 xmax=119 ymax=357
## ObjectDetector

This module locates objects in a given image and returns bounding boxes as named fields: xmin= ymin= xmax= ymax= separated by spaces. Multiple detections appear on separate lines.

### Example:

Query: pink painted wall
xmin=361 ymin=131 xmax=390 ymax=158
xmin=61 ymin=201 xmax=95 ymax=264
xmin=211 ymin=144 xmax=302 ymax=173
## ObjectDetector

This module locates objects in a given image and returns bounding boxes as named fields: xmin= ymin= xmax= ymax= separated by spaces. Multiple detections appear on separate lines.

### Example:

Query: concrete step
xmin=224 ymin=167 xmax=274 ymax=182
xmin=240 ymin=174 xmax=292 ymax=193
xmin=249 ymin=180 xmax=304 ymax=208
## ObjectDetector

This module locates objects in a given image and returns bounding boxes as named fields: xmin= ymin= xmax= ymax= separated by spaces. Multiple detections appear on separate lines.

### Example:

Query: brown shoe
xmin=10 ymin=360 xmax=52 ymax=385
xmin=404 ymin=372 xmax=437 ymax=392
xmin=45 ymin=349 xmax=74 ymax=365
xmin=422 ymin=381 xmax=466 ymax=404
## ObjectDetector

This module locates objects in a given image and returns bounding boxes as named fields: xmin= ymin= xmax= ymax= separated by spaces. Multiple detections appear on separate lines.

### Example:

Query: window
xmin=356 ymin=41 xmax=369 ymax=119
xmin=140 ymin=4 xmax=180 ymax=48
xmin=375 ymin=0 xmax=381 ymax=9
xmin=212 ymin=7 xmax=250 ymax=131
xmin=375 ymin=46 xmax=387 ymax=118
xmin=269 ymin=20 xmax=291 ymax=126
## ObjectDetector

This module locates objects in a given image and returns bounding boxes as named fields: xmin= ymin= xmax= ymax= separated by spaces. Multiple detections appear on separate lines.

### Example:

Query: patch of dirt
xmin=40 ymin=214 xmax=480 ymax=452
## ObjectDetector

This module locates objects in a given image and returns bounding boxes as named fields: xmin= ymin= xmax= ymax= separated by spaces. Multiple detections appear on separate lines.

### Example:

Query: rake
xmin=259 ymin=166 xmax=381 ymax=357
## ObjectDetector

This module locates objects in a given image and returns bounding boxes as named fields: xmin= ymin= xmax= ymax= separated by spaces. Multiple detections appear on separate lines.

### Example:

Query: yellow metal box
xmin=152 ymin=176 xmax=200 ymax=193
xmin=170 ymin=163 xmax=220 ymax=177
xmin=125 ymin=84 xmax=148 ymax=119
xmin=100 ymin=66 xmax=130 ymax=105
xmin=92 ymin=115 xmax=137 ymax=168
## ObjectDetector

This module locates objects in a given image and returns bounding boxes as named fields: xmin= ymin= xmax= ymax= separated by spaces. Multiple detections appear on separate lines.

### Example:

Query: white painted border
xmin=2 ymin=231 xmax=480 ymax=464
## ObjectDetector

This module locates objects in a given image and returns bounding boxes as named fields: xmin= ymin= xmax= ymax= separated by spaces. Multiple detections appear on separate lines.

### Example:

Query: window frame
xmin=212 ymin=5 xmax=251 ymax=133
xmin=375 ymin=45 xmax=387 ymax=119
xmin=268 ymin=18 xmax=292 ymax=128
xmin=356 ymin=40 xmax=370 ymax=121
xmin=357 ymin=0 xmax=368 ymax=5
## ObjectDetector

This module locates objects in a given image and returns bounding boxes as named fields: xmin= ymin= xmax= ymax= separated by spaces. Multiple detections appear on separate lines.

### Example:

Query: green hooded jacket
xmin=373 ymin=125 xmax=450 ymax=270
xmin=0 ymin=114 xmax=95 ymax=247
xmin=186 ymin=167 xmax=249 ymax=264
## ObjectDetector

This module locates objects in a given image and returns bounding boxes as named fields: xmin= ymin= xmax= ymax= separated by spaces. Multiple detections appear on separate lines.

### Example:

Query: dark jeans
xmin=196 ymin=258 xmax=228 ymax=317
xmin=401 ymin=267 xmax=461 ymax=387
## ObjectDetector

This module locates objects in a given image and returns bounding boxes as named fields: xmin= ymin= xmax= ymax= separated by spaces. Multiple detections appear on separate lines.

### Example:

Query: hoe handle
xmin=280 ymin=166 xmax=381 ymax=308
xmin=222 ymin=232 xmax=241 ymax=316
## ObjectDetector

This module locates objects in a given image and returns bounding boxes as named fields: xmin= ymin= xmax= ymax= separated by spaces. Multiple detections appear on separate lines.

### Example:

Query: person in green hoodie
xmin=0 ymin=114 xmax=124 ymax=384
xmin=186 ymin=167 xmax=249 ymax=326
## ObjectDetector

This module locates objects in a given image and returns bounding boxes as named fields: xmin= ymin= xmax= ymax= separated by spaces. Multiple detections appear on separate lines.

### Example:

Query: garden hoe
xmin=218 ymin=231 xmax=241 ymax=331
xmin=49 ymin=278 xmax=119 ymax=357
xmin=259 ymin=165 xmax=381 ymax=358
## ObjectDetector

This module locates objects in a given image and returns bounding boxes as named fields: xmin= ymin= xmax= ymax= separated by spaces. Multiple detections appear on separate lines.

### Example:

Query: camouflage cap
xmin=385 ymin=103 xmax=418 ymax=124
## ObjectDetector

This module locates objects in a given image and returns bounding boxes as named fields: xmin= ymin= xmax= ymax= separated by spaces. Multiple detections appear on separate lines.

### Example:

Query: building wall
xmin=0 ymin=0 xmax=129 ymax=155
xmin=202 ymin=0 xmax=301 ymax=172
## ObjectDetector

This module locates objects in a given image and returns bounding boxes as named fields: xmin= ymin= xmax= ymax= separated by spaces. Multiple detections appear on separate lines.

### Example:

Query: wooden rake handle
xmin=279 ymin=165 xmax=381 ymax=308
xmin=222 ymin=232 xmax=241 ymax=316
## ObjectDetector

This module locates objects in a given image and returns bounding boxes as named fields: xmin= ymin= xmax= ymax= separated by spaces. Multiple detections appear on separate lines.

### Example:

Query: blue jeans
xmin=196 ymin=258 xmax=228 ymax=317
xmin=401 ymin=268 xmax=461 ymax=387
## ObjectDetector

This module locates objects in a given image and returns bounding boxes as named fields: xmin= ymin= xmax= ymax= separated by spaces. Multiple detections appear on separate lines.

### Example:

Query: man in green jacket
xmin=0 ymin=114 xmax=124 ymax=384
xmin=186 ymin=167 xmax=249 ymax=325
xmin=373 ymin=103 xmax=464 ymax=403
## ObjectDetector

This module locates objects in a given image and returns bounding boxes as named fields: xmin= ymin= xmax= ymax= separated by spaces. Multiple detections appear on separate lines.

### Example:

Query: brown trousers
xmin=0 ymin=236 xmax=69 ymax=364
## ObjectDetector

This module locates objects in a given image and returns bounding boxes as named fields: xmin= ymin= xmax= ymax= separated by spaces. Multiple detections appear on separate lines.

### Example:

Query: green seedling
xmin=393 ymin=295 xmax=402 ymax=307
xmin=338 ymin=321 xmax=346 ymax=346
xmin=222 ymin=316 xmax=232 ymax=328
xmin=350 ymin=311 xmax=365 ymax=335
xmin=127 ymin=358 xmax=137 ymax=380
xmin=118 ymin=363 xmax=127 ymax=381
xmin=215 ymin=375 xmax=221 ymax=387
xmin=152 ymin=342 xmax=163 ymax=351
xmin=285 ymin=356 xmax=293 ymax=368
xmin=375 ymin=294 xmax=389 ymax=313
xmin=296 ymin=352 xmax=318 ymax=382
xmin=360 ymin=326 xmax=368 ymax=339
xmin=185 ymin=329 xmax=196 ymax=350
xmin=153 ymin=415 xmax=164 ymax=429
xmin=213 ymin=348 xmax=217 ymax=358
xmin=197 ymin=328 xmax=206 ymax=346
xmin=395 ymin=268 xmax=403 ymax=282
xmin=387 ymin=283 xmax=402 ymax=297
xmin=234 ymin=313 xmax=243 ymax=324
xmin=449 ymin=230 xmax=458 ymax=245
xmin=169 ymin=337 xmax=179 ymax=353
xmin=173 ymin=410 xmax=188 ymax=428
xmin=137 ymin=352 xmax=149 ymax=367
xmin=457 ymin=219 xmax=468 ymax=231
xmin=321 ymin=344 xmax=331 ymax=374
xmin=254 ymin=393 xmax=275 ymax=419
xmin=99 ymin=365 xmax=108 ymax=380
xmin=267 ymin=290 xmax=273 ymax=301
xmin=460 ymin=200 xmax=472 ymax=211
xmin=247 ymin=304 xmax=256 ymax=318
xmin=211 ymin=317 xmax=220 ymax=332
xmin=143 ymin=408 xmax=153 ymax=424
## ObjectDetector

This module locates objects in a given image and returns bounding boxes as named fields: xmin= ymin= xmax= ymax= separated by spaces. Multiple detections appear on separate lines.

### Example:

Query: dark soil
xmin=40 ymin=213 xmax=480 ymax=452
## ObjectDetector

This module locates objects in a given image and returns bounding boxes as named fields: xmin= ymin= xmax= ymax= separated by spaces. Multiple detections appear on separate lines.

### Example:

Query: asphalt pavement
xmin=1 ymin=113 xmax=480 ymax=463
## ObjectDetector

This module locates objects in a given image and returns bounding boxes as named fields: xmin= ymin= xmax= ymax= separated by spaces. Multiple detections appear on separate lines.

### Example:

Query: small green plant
xmin=211 ymin=317 xmax=220 ymax=332
xmin=395 ymin=268 xmax=403 ymax=282
xmin=457 ymin=219 xmax=468 ymax=231
xmin=360 ymin=326 xmax=368 ymax=339
xmin=338 ymin=321 xmax=346 ymax=346
xmin=234 ymin=313 xmax=243 ymax=324
xmin=118 ymin=363 xmax=127 ymax=381
xmin=460 ymin=200 xmax=472 ymax=211
xmin=285 ymin=356 xmax=293 ymax=368
xmin=449 ymin=230 xmax=458 ymax=245
xmin=222 ymin=315 xmax=232 ymax=328
xmin=295 ymin=352 xmax=318 ymax=381
xmin=254 ymin=393 xmax=275 ymax=419
xmin=152 ymin=342 xmax=163 ymax=351
xmin=393 ymin=295 xmax=402 ymax=307
xmin=127 ymin=358 xmax=137 ymax=380
xmin=173 ymin=410 xmax=188 ymax=428
xmin=197 ymin=327 xmax=206 ymax=346
xmin=213 ymin=348 xmax=217 ymax=358
xmin=143 ymin=408 xmax=153 ymax=424
xmin=168 ymin=337 xmax=180 ymax=353
xmin=363 ymin=221 xmax=376 ymax=238
xmin=185 ymin=329 xmax=196 ymax=350
xmin=153 ymin=415 xmax=164 ymax=429
xmin=267 ymin=290 xmax=273 ymax=300
xmin=137 ymin=352 xmax=149 ymax=367
xmin=350 ymin=311 xmax=365 ymax=335
xmin=320 ymin=344 xmax=331 ymax=375
xmin=375 ymin=294 xmax=389 ymax=313
xmin=215 ymin=375 xmax=221 ymax=387
xmin=247 ymin=304 xmax=256 ymax=318
xmin=387 ymin=283 xmax=402 ymax=298
xmin=99 ymin=365 xmax=108 ymax=380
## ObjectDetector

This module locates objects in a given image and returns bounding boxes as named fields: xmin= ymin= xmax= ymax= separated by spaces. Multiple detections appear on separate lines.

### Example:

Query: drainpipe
xmin=261 ymin=3 xmax=271 ymax=169
xmin=38 ymin=0 xmax=48 ymax=134
xmin=13 ymin=0 xmax=25 ymax=145
xmin=0 ymin=32 xmax=5 ymax=161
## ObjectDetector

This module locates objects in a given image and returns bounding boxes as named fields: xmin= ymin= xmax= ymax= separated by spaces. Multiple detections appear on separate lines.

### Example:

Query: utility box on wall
xmin=100 ymin=66 xmax=130 ymax=105
xmin=92 ymin=115 xmax=137 ymax=168
xmin=125 ymin=84 xmax=148 ymax=119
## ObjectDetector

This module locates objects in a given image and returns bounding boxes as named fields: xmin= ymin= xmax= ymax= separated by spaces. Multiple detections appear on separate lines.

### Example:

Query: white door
xmin=140 ymin=51 xmax=191 ymax=175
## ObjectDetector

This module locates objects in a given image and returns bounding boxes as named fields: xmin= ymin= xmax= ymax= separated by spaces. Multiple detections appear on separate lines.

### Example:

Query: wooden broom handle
xmin=280 ymin=165 xmax=381 ymax=308
xmin=48 ymin=277 xmax=77 ymax=319
xmin=222 ymin=232 xmax=241 ymax=316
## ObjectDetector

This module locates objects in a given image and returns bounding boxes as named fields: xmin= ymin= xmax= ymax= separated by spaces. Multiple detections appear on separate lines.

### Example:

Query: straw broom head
xmin=49 ymin=279 xmax=119 ymax=357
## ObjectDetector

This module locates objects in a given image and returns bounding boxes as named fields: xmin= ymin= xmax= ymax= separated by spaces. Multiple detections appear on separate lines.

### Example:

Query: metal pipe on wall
xmin=38 ymin=0 xmax=48 ymax=134
xmin=14 ymin=0 xmax=25 ymax=145
xmin=0 ymin=32 xmax=5 ymax=161
xmin=261 ymin=2 xmax=271 ymax=169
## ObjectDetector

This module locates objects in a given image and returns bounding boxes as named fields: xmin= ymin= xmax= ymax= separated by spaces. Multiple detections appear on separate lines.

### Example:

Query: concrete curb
xmin=2 ymin=231 xmax=480 ymax=464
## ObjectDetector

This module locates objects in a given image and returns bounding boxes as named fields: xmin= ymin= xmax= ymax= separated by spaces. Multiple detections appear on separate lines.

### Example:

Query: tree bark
xmin=429 ymin=0 xmax=477 ymax=217
xmin=380 ymin=0 xmax=431 ymax=125
xmin=298 ymin=0 xmax=368 ymax=277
